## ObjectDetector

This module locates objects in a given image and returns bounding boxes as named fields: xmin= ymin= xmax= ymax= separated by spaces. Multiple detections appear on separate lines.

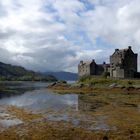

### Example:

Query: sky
xmin=0 ymin=0 xmax=140 ymax=72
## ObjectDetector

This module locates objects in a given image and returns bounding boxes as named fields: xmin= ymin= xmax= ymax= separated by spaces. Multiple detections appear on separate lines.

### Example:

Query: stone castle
xmin=78 ymin=46 xmax=139 ymax=79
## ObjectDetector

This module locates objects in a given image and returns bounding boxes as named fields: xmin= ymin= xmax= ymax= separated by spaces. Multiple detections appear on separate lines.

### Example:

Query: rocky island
xmin=48 ymin=47 xmax=140 ymax=94
xmin=48 ymin=76 xmax=140 ymax=94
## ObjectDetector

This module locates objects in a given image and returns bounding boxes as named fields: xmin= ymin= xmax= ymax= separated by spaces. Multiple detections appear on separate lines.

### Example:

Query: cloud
xmin=0 ymin=0 xmax=140 ymax=72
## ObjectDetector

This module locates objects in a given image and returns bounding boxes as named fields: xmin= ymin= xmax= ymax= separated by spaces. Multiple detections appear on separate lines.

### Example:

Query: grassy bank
xmin=48 ymin=76 xmax=140 ymax=94
xmin=79 ymin=76 xmax=140 ymax=87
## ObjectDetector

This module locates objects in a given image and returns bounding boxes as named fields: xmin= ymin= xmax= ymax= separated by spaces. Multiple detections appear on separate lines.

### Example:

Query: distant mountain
xmin=0 ymin=62 xmax=57 ymax=81
xmin=44 ymin=71 xmax=78 ymax=81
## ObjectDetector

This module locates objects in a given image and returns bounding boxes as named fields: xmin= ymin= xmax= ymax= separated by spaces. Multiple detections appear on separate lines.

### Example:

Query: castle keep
xmin=110 ymin=46 xmax=137 ymax=78
xmin=78 ymin=46 xmax=138 ymax=79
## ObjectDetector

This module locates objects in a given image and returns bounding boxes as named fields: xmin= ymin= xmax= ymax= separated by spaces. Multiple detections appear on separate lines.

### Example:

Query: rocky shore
xmin=47 ymin=81 xmax=140 ymax=94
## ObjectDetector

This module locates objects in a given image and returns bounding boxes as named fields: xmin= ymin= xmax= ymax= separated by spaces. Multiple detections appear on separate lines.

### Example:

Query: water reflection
xmin=0 ymin=89 xmax=104 ymax=112
xmin=0 ymin=82 xmax=119 ymax=130
xmin=0 ymin=119 xmax=23 ymax=127
xmin=0 ymin=86 xmax=111 ymax=130
xmin=0 ymin=89 xmax=78 ymax=111
xmin=0 ymin=81 xmax=49 ymax=99
xmin=78 ymin=94 xmax=109 ymax=112
xmin=0 ymin=106 xmax=23 ymax=127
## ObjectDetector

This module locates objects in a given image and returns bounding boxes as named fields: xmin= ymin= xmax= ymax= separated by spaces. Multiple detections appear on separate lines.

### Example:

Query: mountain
xmin=0 ymin=62 xmax=57 ymax=81
xmin=44 ymin=71 xmax=78 ymax=81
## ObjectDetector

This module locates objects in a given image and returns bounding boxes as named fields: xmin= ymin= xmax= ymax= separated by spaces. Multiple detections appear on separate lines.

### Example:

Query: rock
xmin=79 ymin=84 xmax=84 ymax=88
xmin=126 ymin=86 xmax=135 ymax=91
xmin=47 ymin=82 xmax=57 ymax=88
xmin=124 ymin=103 xmax=138 ymax=107
xmin=109 ymin=83 xmax=117 ymax=88
xmin=103 ymin=136 xmax=109 ymax=140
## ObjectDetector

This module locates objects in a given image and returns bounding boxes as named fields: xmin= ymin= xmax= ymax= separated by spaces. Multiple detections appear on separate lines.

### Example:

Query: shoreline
xmin=47 ymin=83 xmax=140 ymax=94
xmin=0 ymin=82 xmax=140 ymax=139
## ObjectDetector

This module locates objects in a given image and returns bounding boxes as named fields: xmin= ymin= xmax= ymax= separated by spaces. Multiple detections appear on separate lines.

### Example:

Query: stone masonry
xmin=78 ymin=46 xmax=138 ymax=79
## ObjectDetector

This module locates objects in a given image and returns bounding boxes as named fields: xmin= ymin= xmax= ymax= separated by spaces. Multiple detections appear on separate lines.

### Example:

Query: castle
xmin=78 ymin=46 xmax=139 ymax=79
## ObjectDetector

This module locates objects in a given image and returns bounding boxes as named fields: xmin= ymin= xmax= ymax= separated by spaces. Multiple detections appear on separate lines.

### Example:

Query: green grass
xmin=79 ymin=75 xmax=140 ymax=87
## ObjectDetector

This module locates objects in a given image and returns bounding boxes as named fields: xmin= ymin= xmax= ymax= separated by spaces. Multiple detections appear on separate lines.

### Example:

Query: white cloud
xmin=0 ymin=0 xmax=140 ymax=72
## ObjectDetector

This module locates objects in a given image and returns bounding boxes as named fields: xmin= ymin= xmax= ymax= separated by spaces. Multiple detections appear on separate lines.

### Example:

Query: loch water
xmin=0 ymin=81 xmax=139 ymax=130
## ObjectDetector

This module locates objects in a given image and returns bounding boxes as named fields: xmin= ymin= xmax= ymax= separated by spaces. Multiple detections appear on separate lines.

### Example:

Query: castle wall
xmin=78 ymin=63 xmax=91 ymax=77
xmin=123 ymin=51 xmax=137 ymax=74
xmin=90 ymin=62 xmax=97 ymax=75
xmin=112 ymin=68 xmax=124 ymax=78
xmin=110 ymin=47 xmax=138 ymax=79
xmin=78 ymin=46 xmax=138 ymax=79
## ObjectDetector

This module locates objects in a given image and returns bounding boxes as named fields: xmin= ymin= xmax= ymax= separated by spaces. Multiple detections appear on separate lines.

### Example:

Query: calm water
xmin=0 ymin=82 xmax=139 ymax=130
xmin=0 ymin=82 xmax=109 ymax=130
xmin=0 ymin=82 xmax=78 ymax=110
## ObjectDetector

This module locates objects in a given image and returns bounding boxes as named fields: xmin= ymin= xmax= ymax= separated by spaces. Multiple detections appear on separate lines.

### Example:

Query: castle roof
xmin=112 ymin=46 xmax=134 ymax=56
xmin=83 ymin=61 xmax=93 ymax=65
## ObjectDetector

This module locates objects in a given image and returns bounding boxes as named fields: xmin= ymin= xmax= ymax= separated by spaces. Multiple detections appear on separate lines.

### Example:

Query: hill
xmin=0 ymin=62 xmax=57 ymax=81
xmin=45 ymin=71 xmax=77 ymax=81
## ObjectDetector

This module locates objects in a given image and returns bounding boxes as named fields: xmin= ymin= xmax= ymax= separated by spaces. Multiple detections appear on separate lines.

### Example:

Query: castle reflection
xmin=78 ymin=94 xmax=108 ymax=112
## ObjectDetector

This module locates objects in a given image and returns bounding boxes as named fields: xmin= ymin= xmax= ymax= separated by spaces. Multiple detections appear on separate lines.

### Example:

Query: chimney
xmin=128 ymin=46 xmax=132 ymax=50
xmin=103 ymin=61 xmax=106 ymax=65
xmin=80 ymin=60 xmax=83 ymax=64
xmin=115 ymin=49 xmax=119 ymax=51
